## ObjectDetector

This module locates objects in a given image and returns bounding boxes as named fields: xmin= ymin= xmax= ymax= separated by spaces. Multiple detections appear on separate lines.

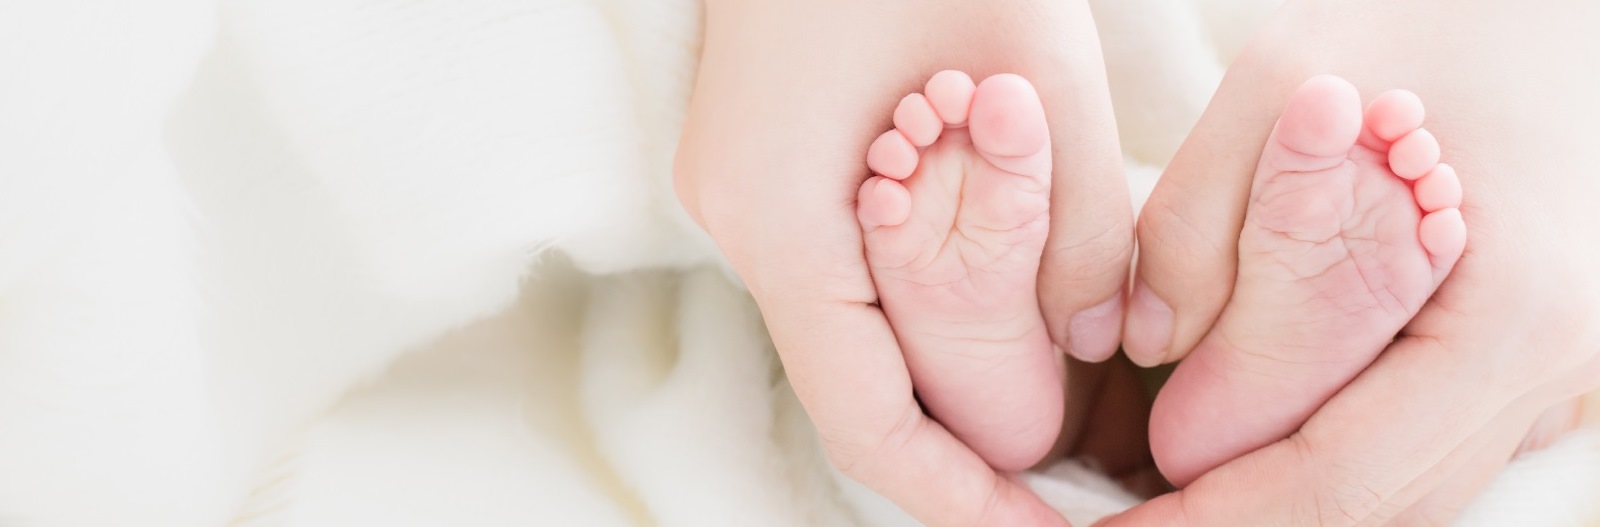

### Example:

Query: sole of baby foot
xmin=858 ymin=71 xmax=1061 ymax=472
xmin=1149 ymin=74 xmax=1466 ymax=487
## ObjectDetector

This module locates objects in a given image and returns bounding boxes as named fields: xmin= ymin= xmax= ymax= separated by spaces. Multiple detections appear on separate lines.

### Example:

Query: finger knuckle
xmin=820 ymin=407 xmax=920 ymax=482
xmin=1045 ymin=220 xmax=1133 ymax=287
xmin=1317 ymin=471 xmax=1387 ymax=526
xmin=1285 ymin=434 xmax=1381 ymax=527
xmin=1137 ymin=198 xmax=1222 ymax=263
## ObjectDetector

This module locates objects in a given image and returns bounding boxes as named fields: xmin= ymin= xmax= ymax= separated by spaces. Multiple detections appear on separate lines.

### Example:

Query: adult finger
xmin=1120 ymin=51 xmax=1315 ymax=366
xmin=1030 ymin=0 xmax=1136 ymax=364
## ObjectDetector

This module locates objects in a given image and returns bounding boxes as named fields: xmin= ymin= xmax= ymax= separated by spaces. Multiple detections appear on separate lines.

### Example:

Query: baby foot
xmin=1149 ymin=75 xmax=1467 ymax=486
xmin=857 ymin=71 xmax=1059 ymax=471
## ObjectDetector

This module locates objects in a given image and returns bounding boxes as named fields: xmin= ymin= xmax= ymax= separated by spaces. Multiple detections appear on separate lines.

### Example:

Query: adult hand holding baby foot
xmin=1109 ymin=1 xmax=1600 ymax=525
xmin=674 ymin=0 xmax=1137 ymax=524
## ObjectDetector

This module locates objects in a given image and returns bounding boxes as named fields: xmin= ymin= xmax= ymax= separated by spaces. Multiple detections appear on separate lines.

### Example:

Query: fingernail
xmin=1066 ymin=295 xmax=1124 ymax=362
xmin=1123 ymin=280 xmax=1173 ymax=367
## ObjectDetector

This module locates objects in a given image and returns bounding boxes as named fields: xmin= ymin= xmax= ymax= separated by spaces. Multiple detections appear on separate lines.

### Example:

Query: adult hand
xmin=673 ymin=0 xmax=1134 ymax=524
xmin=1113 ymin=0 xmax=1600 ymax=524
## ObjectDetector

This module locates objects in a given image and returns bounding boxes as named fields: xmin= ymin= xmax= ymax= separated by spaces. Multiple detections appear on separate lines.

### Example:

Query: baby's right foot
xmin=1149 ymin=75 xmax=1467 ymax=486
xmin=857 ymin=71 xmax=1060 ymax=472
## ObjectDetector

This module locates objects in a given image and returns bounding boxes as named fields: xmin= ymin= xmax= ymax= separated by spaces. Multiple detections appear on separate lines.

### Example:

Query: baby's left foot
xmin=1149 ymin=75 xmax=1467 ymax=486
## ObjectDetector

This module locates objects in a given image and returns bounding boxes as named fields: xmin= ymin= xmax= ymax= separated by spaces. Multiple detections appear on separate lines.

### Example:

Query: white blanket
xmin=0 ymin=0 xmax=1594 ymax=525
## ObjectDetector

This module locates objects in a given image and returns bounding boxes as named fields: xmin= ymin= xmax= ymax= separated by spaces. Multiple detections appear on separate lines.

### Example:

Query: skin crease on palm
xmin=1107 ymin=0 xmax=1600 ymax=525
xmin=677 ymin=1 xmax=1600 ymax=527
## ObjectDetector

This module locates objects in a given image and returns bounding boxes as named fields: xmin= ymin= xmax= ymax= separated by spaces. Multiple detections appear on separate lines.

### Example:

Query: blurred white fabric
xmin=0 ymin=0 xmax=1594 ymax=526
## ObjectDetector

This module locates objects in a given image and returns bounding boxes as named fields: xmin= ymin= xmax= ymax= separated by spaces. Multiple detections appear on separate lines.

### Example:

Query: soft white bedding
xmin=0 ymin=0 xmax=1594 ymax=525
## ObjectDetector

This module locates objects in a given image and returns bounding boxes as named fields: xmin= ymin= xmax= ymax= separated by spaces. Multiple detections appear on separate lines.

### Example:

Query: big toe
xmin=1272 ymin=75 xmax=1363 ymax=160
xmin=968 ymin=74 xmax=1052 ymax=178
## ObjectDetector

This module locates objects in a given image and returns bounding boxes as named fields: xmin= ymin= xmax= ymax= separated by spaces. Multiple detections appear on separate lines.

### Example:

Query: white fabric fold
xmin=0 ymin=0 xmax=1594 ymax=525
